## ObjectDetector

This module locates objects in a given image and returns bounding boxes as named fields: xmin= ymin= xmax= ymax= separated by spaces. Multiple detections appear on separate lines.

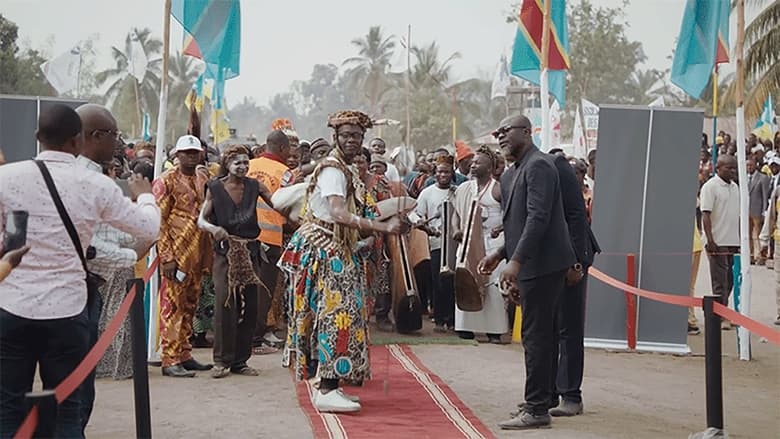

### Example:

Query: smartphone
xmin=3 ymin=210 xmax=28 ymax=252
xmin=116 ymin=179 xmax=132 ymax=198
xmin=175 ymin=269 xmax=187 ymax=283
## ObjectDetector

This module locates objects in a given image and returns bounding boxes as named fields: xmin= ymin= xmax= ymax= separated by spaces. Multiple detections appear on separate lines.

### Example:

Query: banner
xmin=39 ymin=47 xmax=81 ymax=95
xmin=582 ymin=98 xmax=599 ymax=148
xmin=127 ymin=30 xmax=149 ymax=83
xmin=550 ymin=99 xmax=561 ymax=148
xmin=524 ymin=106 xmax=560 ymax=149
xmin=490 ymin=54 xmax=510 ymax=100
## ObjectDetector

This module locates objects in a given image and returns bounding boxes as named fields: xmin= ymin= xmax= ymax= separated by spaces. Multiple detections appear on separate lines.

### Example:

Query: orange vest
xmin=248 ymin=156 xmax=289 ymax=247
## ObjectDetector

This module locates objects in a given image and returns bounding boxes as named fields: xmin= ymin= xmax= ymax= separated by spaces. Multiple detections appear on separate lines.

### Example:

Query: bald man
xmin=700 ymin=155 xmax=740 ymax=329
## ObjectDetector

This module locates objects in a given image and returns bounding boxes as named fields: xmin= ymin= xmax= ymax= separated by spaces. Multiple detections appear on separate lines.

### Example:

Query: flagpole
xmin=711 ymin=66 xmax=718 ymax=175
xmin=734 ymin=0 xmax=752 ymax=361
xmin=539 ymin=0 xmax=552 ymax=151
xmin=405 ymin=24 xmax=412 ymax=151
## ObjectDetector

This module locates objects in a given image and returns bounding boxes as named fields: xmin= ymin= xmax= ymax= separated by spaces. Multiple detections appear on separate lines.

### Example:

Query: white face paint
xmin=228 ymin=154 xmax=250 ymax=177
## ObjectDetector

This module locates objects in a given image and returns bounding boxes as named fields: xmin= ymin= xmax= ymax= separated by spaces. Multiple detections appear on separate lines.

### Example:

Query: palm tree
xmin=630 ymin=69 xmax=664 ymax=104
xmin=410 ymin=42 xmax=461 ymax=90
xmin=95 ymin=28 xmax=162 ymax=135
xmin=343 ymin=26 xmax=396 ymax=114
xmin=743 ymin=0 xmax=779 ymax=118
xmin=166 ymin=51 xmax=202 ymax=139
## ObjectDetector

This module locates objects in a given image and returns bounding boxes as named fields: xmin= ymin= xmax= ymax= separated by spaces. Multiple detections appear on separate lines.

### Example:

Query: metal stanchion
xmin=128 ymin=278 xmax=152 ymax=439
xmin=689 ymin=295 xmax=727 ymax=439
xmin=23 ymin=390 xmax=57 ymax=438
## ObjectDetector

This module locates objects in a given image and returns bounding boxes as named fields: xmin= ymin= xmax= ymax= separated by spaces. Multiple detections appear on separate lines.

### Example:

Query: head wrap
xmin=327 ymin=110 xmax=373 ymax=132
xmin=455 ymin=140 xmax=474 ymax=163
xmin=271 ymin=118 xmax=298 ymax=139
xmin=475 ymin=144 xmax=498 ymax=169
xmin=310 ymin=137 xmax=330 ymax=152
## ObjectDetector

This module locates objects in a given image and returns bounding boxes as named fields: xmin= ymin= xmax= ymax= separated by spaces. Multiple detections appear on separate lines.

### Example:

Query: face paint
xmin=228 ymin=154 xmax=250 ymax=177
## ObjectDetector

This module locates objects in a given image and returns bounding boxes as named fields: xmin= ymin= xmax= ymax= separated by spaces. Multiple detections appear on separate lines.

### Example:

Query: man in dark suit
xmin=479 ymin=115 xmax=576 ymax=430
xmin=747 ymin=158 xmax=769 ymax=264
xmin=549 ymin=154 xmax=600 ymax=416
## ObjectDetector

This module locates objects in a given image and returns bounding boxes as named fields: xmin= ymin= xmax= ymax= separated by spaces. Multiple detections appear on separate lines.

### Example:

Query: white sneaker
xmin=336 ymin=388 xmax=361 ymax=403
xmin=264 ymin=332 xmax=283 ymax=344
xmin=313 ymin=389 xmax=362 ymax=413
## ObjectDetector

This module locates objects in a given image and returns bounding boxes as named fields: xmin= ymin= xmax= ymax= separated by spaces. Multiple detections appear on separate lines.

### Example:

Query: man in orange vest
xmin=247 ymin=130 xmax=293 ymax=351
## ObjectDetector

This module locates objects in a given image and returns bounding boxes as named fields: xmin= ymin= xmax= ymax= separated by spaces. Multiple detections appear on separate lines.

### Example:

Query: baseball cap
xmin=173 ymin=135 xmax=203 ymax=153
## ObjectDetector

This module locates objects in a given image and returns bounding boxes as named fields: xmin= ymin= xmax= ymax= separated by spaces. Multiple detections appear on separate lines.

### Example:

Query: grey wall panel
xmin=636 ymin=108 xmax=703 ymax=346
xmin=585 ymin=106 xmax=650 ymax=342
xmin=0 ymin=97 xmax=38 ymax=163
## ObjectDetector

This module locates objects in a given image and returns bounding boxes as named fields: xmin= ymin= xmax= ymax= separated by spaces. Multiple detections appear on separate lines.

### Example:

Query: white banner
xmin=490 ymin=54 xmax=510 ymax=100
xmin=550 ymin=99 xmax=561 ymax=148
xmin=39 ymin=47 xmax=81 ymax=95
xmin=581 ymin=98 xmax=600 ymax=149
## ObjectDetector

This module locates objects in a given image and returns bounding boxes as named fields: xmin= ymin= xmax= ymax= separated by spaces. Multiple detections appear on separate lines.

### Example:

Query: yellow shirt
xmin=693 ymin=223 xmax=703 ymax=253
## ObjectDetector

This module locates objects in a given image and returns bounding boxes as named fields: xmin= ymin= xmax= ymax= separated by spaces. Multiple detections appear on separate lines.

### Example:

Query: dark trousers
xmin=555 ymin=271 xmax=588 ymax=404
xmin=707 ymin=246 xmax=739 ymax=305
xmin=254 ymin=244 xmax=280 ymax=341
xmin=213 ymin=253 xmax=260 ymax=368
xmin=79 ymin=293 xmax=102 ymax=434
xmin=0 ymin=307 xmax=89 ymax=439
xmin=414 ymin=259 xmax=433 ymax=311
xmin=431 ymin=249 xmax=455 ymax=326
xmin=519 ymin=269 xmax=565 ymax=416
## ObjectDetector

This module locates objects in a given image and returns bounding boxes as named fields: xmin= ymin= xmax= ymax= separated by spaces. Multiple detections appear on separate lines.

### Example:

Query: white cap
xmin=769 ymin=156 xmax=780 ymax=166
xmin=751 ymin=145 xmax=765 ymax=153
xmin=173 ymin=135 xmax=202 ymax=153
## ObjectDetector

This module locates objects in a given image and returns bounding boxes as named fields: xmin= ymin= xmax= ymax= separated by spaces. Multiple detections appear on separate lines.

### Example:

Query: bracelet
xmin=573 ymin=263 xmax=583 ymax=271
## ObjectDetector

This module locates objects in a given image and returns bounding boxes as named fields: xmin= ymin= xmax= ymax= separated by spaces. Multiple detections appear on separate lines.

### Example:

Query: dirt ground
xmin=84 ymin=257 xmax=780 ymax=438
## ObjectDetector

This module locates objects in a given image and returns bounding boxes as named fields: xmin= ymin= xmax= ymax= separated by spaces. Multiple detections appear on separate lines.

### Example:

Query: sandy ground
xmin=82 ymin=257 xmax=779 ymax=438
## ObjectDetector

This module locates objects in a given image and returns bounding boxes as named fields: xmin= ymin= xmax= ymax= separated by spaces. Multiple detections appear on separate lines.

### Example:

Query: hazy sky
xmin=4 ymin=0 xmax=745 ymax=107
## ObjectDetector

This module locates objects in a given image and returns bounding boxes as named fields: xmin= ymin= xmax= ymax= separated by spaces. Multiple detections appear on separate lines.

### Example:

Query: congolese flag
xmin=511 ymin=0 xmax=570 ymax=106
xmin=671 ymin=0 xmax=729 ymax=99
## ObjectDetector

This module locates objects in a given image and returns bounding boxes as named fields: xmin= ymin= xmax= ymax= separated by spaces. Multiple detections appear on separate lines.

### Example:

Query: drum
xmin=439 ymin=200 xmax=458 ymax=278
xmin=374 ymin=196 xmax=417 ymax=221
xmin=387 ymin=233 xmax=423 ymax=333
xmin=454 ymin=198 xmax=487 ymax=312
xmin=407 ymin=228 xmax=430 ymax=268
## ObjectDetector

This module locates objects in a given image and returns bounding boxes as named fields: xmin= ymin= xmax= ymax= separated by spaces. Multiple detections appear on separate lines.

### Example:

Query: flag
xmin=572 ymin=105 xmax=586 ymax=158
xmin=40 ymin=46 xmax=81 ymax=95
xmin=511 ymin=0 xmax=570 ymax=105
xmin=142 ymin=111 xmax=152 ymax=141
xmin=172 ymin=0 xmax=241 ymax=91
xmin=127 ymin=30 xmax=149 ymax=83
xmin=491 ymin=54 xmax=511 ymax=100
xmin=648 ymin=96 xmax=665 ymax=107
xmin=671 ymin=0 xmax=730 ymax=99
xmin=210 ymin=103 xmax=230 ymax=145
xmin=752 ymin=95 xmax=776 ymax=140
xmin=184 ymin=74 xmax=207 ymax=113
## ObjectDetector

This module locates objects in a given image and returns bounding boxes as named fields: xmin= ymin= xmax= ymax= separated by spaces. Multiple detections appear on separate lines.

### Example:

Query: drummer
xmin=416 ymin=158 xmax=457 ymax=332
xmin=451 ymin=145 xmax=508 ymax=343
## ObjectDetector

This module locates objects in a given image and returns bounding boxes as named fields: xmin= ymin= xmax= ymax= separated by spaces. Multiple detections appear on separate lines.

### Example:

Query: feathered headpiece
xmin=327 ymin=110 xmax=373 ymax=132
xmin=271 ymin=118 xmax=298 ymax=139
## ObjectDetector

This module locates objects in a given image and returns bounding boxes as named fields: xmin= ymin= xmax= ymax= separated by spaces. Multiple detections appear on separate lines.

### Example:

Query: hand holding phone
xmin=3 ymin=211 xmax=28 ymax=252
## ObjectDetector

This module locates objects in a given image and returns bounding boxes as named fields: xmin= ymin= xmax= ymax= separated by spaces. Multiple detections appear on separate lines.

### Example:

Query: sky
xmin=3 ymin=0 xmax=748 ymax=107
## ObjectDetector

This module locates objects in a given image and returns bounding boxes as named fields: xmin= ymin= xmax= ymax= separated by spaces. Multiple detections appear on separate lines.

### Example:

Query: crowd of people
xmin=3 ymin=99 xmax=777 ymax=436
xmin=693 ymin=130 xmax=780 ymax=336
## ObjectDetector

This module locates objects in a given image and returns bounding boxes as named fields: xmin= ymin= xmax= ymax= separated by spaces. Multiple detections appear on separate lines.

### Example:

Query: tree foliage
xmin=0 ymin=14 xmax=52 ymax=96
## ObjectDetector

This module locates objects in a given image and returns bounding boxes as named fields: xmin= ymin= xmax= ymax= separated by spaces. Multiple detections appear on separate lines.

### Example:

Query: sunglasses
xmin=492 ymin=125 xmax=532 ymax=138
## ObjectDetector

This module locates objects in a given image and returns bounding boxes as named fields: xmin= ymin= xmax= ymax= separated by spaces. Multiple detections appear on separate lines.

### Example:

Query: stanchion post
xmin=128 ymin=278 xmax=152 ymax=439
xmin=703 ymin=295 xmax=724 ymax=430
xmin=23 ymin=390 xmax=56 ymax=438
xmin=625 ymin=253 xmax=637 ymax=350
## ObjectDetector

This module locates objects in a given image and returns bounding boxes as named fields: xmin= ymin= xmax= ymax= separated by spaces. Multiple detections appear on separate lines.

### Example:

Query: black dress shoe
xmin=162 ymin=364 xmax=196 ymax=378
xmin=181 ymin=358 xmax=213 ymax=371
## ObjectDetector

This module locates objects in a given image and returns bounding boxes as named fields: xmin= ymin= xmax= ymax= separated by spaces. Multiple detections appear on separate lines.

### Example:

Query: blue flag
xmin=510 ymin=0 xmax=570 ymax=106
xmin=172 ymin=0 xmax=241 ymax=98
xmin=142 ymin=111 xmax=151 ymax=141
xmin=671 ymin=0 xmax=730 ymax=99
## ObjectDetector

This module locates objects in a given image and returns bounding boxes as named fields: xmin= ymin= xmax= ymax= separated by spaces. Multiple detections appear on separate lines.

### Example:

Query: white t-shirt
xmin=700 ymin=175 xmax=740 ymax=247
xmin=416 ymin=185 xmax=451 ymax=250
xmin=310 ymin=167 xmax=347 ymax=222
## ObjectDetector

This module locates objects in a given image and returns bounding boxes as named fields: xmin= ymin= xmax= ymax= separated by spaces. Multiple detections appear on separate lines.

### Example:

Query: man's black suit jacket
xmin=500 ymin=146 xmax=576 ymax=281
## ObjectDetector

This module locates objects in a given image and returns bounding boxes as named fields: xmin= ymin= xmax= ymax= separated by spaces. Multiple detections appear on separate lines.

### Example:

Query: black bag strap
xmin=34 ymin=160 xmax=89 ymax=273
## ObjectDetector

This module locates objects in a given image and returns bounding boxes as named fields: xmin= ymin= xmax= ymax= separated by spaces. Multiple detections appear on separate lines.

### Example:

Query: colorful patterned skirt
xmin=278 ymin=223 xmax=370 ymax=382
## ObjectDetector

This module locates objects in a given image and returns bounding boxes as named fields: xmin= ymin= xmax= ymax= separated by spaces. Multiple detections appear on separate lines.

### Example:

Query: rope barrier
xmin=13 ymin=258 xmax=159 ymax=439
xmin=589 ymin=266 xmax=780 ymax=347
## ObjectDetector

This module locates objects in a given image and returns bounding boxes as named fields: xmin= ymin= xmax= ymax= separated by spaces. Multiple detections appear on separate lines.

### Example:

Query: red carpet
xmin=295 ymin=344 xmax=495 ymax=439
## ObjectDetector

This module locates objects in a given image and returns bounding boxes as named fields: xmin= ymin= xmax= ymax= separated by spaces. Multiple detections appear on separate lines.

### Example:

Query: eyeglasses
xmin=337 ymin=131 xmax=364 ymax=141
xmin=91 ymin=129 xmax=123 ymax=141
xmin=492 ymin=125 xmax=532 ymax=138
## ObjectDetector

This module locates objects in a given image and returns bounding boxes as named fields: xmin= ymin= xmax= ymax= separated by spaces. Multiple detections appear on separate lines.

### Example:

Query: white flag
xmin=39 ymin=47 xmax=81 ymax=95
xmin=573 ymin=105 xmax=587 ymax=159
xmin=550 ymin=100 xmax=562 ymax=148
xmin=648 ymin=96 xmax=665 ymax=107
xmin=491 ymin=54 xmax=511 ymax=100
xmin=127 ymin=30 xmax=148 ymax=83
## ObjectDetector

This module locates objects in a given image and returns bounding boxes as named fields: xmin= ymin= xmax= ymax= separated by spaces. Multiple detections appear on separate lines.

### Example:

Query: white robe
xmin=453 ymin=180 xmax=509 ymax=335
